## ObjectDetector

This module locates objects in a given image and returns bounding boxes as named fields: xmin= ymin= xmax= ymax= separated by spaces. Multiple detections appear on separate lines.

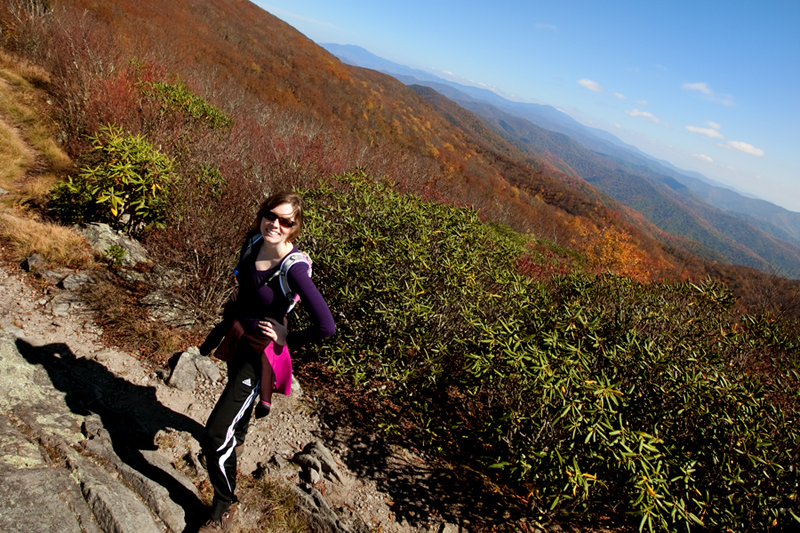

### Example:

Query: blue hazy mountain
xmin=322 ymin=43 xmax=800 ymax=251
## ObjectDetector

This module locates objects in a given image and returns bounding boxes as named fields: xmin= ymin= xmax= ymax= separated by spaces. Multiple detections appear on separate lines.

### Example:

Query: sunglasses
xmin=263 ymin=210 xmax=295 ymax=229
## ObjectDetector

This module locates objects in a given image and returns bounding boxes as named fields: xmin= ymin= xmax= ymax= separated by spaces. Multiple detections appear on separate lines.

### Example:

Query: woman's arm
xmin=256 ymin=262 xmax=335 ymax=347
xmin=285 ymin=262 xmax=335 ymax=347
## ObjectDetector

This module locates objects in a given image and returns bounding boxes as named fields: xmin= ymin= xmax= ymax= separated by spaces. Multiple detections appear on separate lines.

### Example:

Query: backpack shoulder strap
xmin=233 ymin=233 xmax=263 ymax=276
xmin=268 ymin=251 xmax=312 ymax=314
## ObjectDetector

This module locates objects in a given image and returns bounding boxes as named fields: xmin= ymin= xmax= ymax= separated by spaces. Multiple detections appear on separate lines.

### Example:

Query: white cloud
xmin=614 ymin=92 xmax=626 ymax=99
xmin=685 ymin=125 xmax=724 ymax=139
xmin=535 ymin=23 xmax=557 ymax=31
xmin=625 ymin=108 xmax=660 ymax=123
xmin=706 ymin=121 xmax=721 ymax=129
xmin=722 ymin=141 xmax=765 ymax=157
xmin=692 ymin=154 xmax=714 ymax=163
xmin=683 ymin=82 xmax=712 ymax=95
xmin=577 ymin=79 xmax=604 ymax=92
xmin=615 ymin=123 xmax=621 ymax=128
xmin=683 ymin=83 xmax=735 ymax=107
xmin=636 ymin=100 xmax=649 ymax=105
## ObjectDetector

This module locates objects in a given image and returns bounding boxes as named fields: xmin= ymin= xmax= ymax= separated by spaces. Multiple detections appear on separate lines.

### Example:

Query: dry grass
xmin=0 ymin=50 xmax=50 ymax=86
xmin=0 ymin=55 xmax=72 ymax=175
xmin=0 ymin=211 xmax=94 ymax=268
xmin=236 ymin=474 xmax=309 ymax=533
xmin=0 ymin=114 xmax=32 ymax=187
xmin=15 ymin=172 xmax=58 ymax=206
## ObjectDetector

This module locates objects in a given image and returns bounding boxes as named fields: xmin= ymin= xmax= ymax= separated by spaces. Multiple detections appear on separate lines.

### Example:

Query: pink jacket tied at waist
xmin=259 ymin=342 xmax=292 ymax=408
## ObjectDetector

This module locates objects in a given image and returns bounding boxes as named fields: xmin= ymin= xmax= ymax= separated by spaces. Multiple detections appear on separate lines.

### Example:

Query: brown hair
xmin=253 ymin=191 xmax=304 ymax=243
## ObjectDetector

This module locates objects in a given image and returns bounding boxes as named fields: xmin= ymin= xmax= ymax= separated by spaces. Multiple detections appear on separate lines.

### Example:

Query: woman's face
xmin=260 ymin=202 xmax=296 ymax=245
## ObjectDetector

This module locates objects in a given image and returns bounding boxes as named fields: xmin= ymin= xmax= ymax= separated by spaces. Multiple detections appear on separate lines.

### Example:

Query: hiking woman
xmin=199 ymin=192 xmax=335 ymax=533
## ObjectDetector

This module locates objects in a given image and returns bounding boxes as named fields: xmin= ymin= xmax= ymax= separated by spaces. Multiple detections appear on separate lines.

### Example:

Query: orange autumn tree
xmin=573 ymin=220 xmax=652 ymax=280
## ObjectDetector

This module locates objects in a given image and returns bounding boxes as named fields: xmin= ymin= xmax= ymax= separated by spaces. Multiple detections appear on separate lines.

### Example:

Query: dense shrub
xmin=299 ymin=172 xmax=800 ymax=532
xmin=50 ymin=124 xmax=175 ymax=235
xmin=140 ymin=79 xmax=233 ymax=130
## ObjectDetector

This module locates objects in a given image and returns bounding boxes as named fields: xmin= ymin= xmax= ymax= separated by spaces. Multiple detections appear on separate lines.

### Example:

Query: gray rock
xmin=0 ymin=331 xmax=200 ymax=533
xmin=82 ymin=481 xmax=163 ymax=533
xmin=267 ymin=454 xmax=293 ymax=472
xmin=39 ymin=270 xmax=66 ymax=285
xmin=22 ymin=253 xmax=43 ymax=271
xmin=167 ymin=349 xmax=222 ymax=389
xmin=0 ymin=186 xmax=8 ymax=194
xmin=0 ymin=457 xmax=102 ymax=533
xmin=300 ymin=441 xmax=345 ymax=483
xmin=167 ymin=351 xmax=199 ymax=390
xmin=292 ymin=375 xmax=304 ymax=396
xmin=0 ymin=320 xmax=25 ymax=338
xmin=48 ymin=292 xmax=84 ymax=316
xmin=61 ymin=273 xmax=94 ymax=291
xmin=74 ymin=222 xmax=150 ymax=268
xmin=140 ymin=291 xmax=195 ymax=327
xmin=194 ymin=355 xmax=221 ymax=382
xmin=295 ymin=453 xmax=323 ymax=473
xmin=80 ymin=424 xmax=197 ymax=533
xmin=292 ymin=484 xmax=341 ymax=533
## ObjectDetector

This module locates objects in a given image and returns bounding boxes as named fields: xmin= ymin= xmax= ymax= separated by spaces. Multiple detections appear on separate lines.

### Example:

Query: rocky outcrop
xmin=0 ymin=330 xmax=203 ymax=533
xmin=74 ymin=222 xmax=150 ymax=268
xmin=0 ymin=328 xmax=396 ymax=533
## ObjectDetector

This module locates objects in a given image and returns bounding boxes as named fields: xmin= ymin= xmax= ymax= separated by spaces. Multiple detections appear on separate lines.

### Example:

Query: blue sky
xmin=254 ymin=0 xmax=800 ymax=212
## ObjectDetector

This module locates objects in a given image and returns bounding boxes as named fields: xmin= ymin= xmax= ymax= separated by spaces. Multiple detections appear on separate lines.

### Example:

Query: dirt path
xmin=0 ymin=254 xmax=494 ymax=532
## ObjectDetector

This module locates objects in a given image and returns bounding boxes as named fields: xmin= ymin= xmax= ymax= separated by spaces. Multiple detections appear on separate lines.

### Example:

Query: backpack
xmin=233 ymin=233 xmax=312 ymax=315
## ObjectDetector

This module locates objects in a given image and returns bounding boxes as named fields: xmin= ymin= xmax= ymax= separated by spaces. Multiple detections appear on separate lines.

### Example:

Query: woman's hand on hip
xmin=258 ymin=318 xmax=287 ymax=346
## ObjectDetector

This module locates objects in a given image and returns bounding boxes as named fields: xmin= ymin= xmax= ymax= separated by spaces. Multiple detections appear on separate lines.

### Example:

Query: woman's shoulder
xmin=284 ymin=249 xmax=312 ymax=282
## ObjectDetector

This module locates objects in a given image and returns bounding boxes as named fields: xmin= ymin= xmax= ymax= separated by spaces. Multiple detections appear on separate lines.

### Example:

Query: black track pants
xmin=202 ymin=348 xmax=261 ymax=518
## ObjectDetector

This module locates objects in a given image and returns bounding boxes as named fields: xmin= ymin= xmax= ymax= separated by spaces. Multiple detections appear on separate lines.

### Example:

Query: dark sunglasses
xmin=263 ymin=210 xmax=295 ymax=228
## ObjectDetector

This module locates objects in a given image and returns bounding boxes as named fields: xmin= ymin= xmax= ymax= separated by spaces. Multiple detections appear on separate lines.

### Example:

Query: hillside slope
xmin=4 ymin=0 xmax=689 ymax=280
xmin=324 ymin=44 xmax=800 ymax=275
xmin=452 ymin=97 xmax=800 ymax=275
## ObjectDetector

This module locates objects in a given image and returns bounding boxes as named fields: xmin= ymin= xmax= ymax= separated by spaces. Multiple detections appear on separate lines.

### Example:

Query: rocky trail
xmin=0 ymin=249 xmax=556 ymax=533
xmin=0 ymin=73 xmax=536 ymax=533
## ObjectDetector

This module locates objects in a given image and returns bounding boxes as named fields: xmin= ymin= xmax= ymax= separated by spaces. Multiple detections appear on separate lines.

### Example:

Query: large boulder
xmin=74 ymin=223 xmax=150 ymax=268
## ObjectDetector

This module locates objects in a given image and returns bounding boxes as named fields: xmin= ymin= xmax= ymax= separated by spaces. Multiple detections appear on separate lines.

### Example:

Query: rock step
xmin=0 ymin=330 xmax=198 ymax=533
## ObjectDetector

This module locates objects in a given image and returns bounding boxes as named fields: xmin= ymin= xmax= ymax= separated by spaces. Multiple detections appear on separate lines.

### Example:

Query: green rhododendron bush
xmin=296 ymin=172 xmax=799 ymax=532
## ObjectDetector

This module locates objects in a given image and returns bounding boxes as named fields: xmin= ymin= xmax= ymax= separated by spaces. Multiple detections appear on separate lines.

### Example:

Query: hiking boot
xmin=199 ymin=444 xmax=244 ymax=471
xmin=198 ymin=505 xmax=236 ymax=533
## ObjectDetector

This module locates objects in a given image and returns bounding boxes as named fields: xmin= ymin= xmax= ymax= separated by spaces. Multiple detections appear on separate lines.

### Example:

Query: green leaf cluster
xmin=141 ymin=80 xmax=232 ymax=129
xmin=50 ymin=124 xmax=175 ymax=235
xmin=298 ymin=171 xmax=799 ymax=532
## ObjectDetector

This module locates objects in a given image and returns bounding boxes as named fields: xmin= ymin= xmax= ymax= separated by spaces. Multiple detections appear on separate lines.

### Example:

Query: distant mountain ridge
xmin=323 ymin=43 xmax=800 ymax=276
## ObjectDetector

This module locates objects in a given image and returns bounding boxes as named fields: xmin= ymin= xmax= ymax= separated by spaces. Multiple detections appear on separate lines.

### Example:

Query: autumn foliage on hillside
xmin=1 ymin=0 xmax=686 ymax=282
xmin=1 ymin=0 xmax=797 ymax=312
xmin=2 ymin=2 xmax=800 ymax=531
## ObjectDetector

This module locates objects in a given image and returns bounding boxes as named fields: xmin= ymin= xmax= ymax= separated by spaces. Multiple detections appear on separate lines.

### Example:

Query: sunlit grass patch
xmin=0 ymin=50 xmax=50 ymax=87
xmin=0 ymin=56 xmax=72 ymax=173
xmin=236 ymin=474 xmax=309 ymax=533
xmin=0 ymin=211 xmax=94 ymax=269
xmin=0 ymin=115 xmax=32 ymax=187
xmin=15 ymin=172 xmax=58 ymax=207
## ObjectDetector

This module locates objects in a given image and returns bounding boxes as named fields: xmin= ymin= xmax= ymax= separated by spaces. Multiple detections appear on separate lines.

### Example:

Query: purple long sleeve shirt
xmin=235 ymin=245 xmax=335 ymax=348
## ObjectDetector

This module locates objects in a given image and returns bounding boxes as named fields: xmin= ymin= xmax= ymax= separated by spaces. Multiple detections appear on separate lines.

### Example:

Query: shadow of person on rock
xmin=15 ymin=338 xmax=208 ymax=533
